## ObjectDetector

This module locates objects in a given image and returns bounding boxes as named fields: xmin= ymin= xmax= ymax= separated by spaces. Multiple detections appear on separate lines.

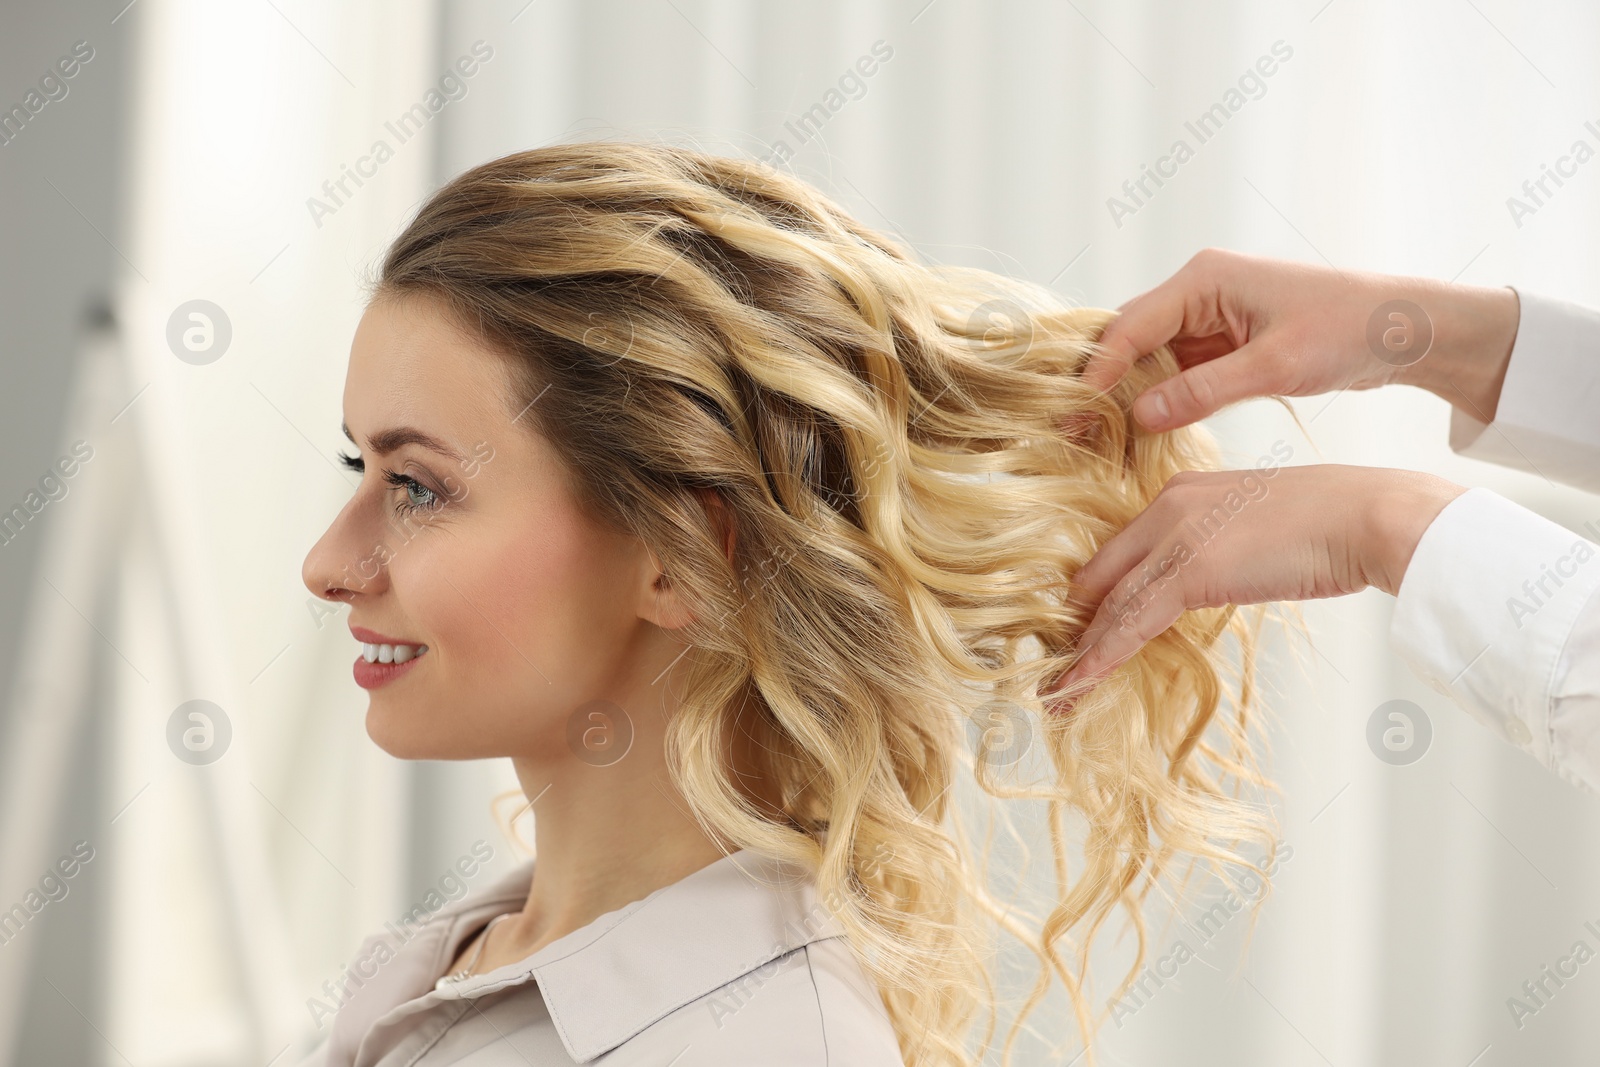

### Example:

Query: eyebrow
xmin=343 ymin=420 xmax=466 ymax=462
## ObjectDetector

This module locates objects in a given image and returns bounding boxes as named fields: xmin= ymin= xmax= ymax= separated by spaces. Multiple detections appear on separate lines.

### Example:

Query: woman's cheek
xmin=471 ymin=529 xmax=592 ymax=670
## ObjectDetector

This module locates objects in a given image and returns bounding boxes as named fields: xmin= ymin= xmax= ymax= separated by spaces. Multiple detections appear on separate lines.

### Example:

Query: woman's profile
xmin=292 ymin=139 xmax=1283 ymax=1066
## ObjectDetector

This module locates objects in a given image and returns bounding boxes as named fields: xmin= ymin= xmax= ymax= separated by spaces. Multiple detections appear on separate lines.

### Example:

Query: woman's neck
xmin=507 ymin=771 xmax=733 ymax=957
xmin=467 ymin=726 xmax=778 ymax=972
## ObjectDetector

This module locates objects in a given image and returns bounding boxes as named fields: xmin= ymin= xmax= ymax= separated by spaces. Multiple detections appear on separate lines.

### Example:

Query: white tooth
xmin=378 ymin=644 xmax=395 ymax=664
xmin=392 ymin=644 xmax=414 ymax=664
xmin=362 ymin=642 xmax=378 ymax=662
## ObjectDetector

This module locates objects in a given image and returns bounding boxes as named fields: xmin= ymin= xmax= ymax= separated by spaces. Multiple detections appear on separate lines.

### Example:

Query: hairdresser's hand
xmin=1045 ymin=464 xmax=1467 ymax=704
xmin=1080 ymin=248 xmax=1521 ymax=431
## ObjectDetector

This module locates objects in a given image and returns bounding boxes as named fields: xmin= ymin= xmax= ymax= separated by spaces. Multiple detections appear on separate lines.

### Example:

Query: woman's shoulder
xmin=795 ymin=936 xmax=907 ymax=1065
xmin=651 ymin=934 xmax=905 ymax=1065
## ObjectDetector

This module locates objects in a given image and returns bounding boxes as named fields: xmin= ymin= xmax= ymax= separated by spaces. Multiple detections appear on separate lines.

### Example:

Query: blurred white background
xmin=1 ymin=0 xmax=1598 ymax=1063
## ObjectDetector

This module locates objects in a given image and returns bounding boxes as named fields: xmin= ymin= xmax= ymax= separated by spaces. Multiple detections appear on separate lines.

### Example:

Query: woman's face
xmin=301 ymin=291 xmax=683 ymax=761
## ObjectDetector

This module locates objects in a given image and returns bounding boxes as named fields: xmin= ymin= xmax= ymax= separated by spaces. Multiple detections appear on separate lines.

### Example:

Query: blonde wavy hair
xmin=372 ymin=139 xmax=1283 ymax=1065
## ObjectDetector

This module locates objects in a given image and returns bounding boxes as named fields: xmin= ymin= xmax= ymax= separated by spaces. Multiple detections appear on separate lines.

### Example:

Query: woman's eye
xmin=383 ymin=470 xmax=441 ymax=514
xmin=334 ymin=450 xmax=442 ymax=515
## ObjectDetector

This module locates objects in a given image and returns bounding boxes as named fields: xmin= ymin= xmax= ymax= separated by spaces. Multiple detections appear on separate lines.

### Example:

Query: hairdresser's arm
xmin=1048 ymin=465 xmax=1600 ymax=793
xmin=1080 ymin=248 xmax=1520 ymax=433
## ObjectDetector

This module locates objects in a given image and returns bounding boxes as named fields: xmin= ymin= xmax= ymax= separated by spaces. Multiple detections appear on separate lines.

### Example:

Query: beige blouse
xmin=287 ymin=848 xmax=906 ymax=1065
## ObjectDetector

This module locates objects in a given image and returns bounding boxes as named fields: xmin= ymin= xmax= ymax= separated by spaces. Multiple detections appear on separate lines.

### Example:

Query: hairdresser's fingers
xmin=1080 ymin=292 xmax=1187 ymax=394
xmin=1082 ymin=250 xmax=1242 ymax=394
xmin=1067 ymin=504 xmax=1173 ymax=611
xmin=1049 ymin=521 xmax=1285 ymax=711
xmin=1082 ymin=286 xmax=1204 ymax=394
xmin=1130 ymin=341 xmax=1277 ymax=431
xmin=1050 ymin=465 xmax=1310 ymax=705
xmin=1062 ymin=334 xmax=1260 ymax=441
xmin=1059 ymin=555 xmax=1189 ymax=695
xmin=1071 ymin=554 xmax=1163 ymax=659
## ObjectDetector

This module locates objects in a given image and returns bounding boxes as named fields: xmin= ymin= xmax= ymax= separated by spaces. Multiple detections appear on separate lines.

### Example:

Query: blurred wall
xmin=0 ymin=5 xmax=128 ymax=1065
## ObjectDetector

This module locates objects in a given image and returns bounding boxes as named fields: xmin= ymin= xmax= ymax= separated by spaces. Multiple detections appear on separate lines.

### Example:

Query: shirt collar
xmin=425 ymin=848 xmax=847 ymax=1063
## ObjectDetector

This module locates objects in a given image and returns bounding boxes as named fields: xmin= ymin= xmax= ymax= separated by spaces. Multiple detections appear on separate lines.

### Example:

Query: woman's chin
xmin=365 ymin=705 xmax=464 ymax=760
xmin=362 ymin=701 xmax=554 ymax=761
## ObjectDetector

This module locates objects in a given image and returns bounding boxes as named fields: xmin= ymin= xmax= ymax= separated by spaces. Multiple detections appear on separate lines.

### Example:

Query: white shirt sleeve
xmin=1390 ymin=487 xmax=1600 ymax=792
xmin=1448 ymin=287 xmax=1600 ymax=493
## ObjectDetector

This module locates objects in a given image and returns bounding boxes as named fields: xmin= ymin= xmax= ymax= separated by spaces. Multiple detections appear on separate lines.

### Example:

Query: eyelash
xmin=337 ymin=450 xmax=442 ymax=515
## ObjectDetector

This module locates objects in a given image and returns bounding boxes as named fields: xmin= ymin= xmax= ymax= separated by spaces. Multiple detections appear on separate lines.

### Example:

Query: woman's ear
xmin=642 ymin=488 xmax=737 ymax=630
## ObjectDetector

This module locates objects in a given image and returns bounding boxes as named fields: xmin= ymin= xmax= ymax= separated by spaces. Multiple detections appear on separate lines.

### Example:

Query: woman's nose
xmin=302 ymin=496 xmax=392 ymax=604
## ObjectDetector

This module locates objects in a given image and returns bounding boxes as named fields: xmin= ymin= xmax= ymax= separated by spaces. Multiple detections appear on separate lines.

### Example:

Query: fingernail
xmin=1137 ymin=391 xmax=1169 ymax=428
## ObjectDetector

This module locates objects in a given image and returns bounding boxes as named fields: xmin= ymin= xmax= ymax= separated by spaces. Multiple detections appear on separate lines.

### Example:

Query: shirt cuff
xmin=1449 ymin=288 xmax=1600 ymax=494
xmin=1551 ymin=595 xmax=1600 ymax=793
xmin=1389 ymin=487 xmax=1600 ymax=777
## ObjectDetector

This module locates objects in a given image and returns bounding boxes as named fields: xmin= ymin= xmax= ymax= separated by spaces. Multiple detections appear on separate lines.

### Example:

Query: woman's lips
xmin=353 ymin=648 xmax=427 ymax=689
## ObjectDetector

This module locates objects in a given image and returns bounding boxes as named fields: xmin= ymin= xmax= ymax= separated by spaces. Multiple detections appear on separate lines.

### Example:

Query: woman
xmin=293 ymin=140 xmax=1282 ymax=1066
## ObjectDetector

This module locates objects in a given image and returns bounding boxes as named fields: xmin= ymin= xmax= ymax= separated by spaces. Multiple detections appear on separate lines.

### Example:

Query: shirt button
xmin=1505 ymin=717 xmax=1533 ymax=745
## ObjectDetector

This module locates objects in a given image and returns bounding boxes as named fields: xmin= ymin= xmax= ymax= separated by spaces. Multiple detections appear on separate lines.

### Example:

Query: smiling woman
xmin=292 ymin=139 xmax=1283 ymax=1067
